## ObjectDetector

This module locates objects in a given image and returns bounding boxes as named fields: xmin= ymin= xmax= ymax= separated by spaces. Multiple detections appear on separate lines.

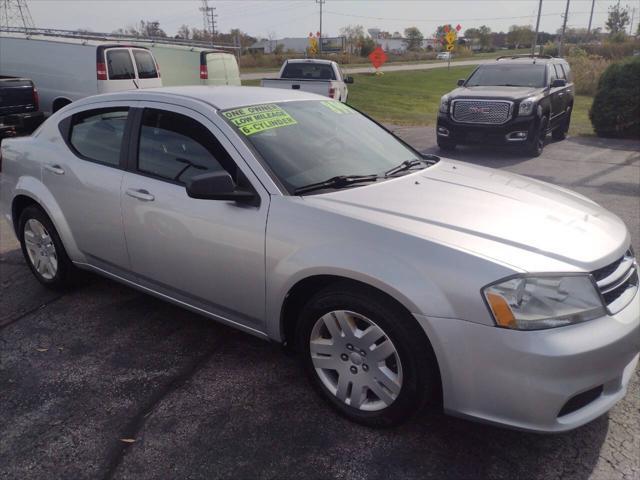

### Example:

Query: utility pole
xmin=559 ymin=0 xmax=570 ymax=57
xmin=531 ymin=0 xmax=543 ymax=57
xmin=199 ymin=0 xmax=217 ymax=44
xmin=587 ymin=0 xmax=596 ymax=35
xmin=630 ymin=7 xmax=636 ymax=35
xmin=0 ymin=0 xmax=36 ymax=29
xmin=316 ymin=0 xmax=325 ymax=54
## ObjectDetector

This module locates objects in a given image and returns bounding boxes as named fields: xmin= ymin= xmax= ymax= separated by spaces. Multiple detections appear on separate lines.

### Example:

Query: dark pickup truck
xmin=0 ymin=77 xmax=44 ymax=138
xmin=436 ymin=55 xmax=574 ymax=156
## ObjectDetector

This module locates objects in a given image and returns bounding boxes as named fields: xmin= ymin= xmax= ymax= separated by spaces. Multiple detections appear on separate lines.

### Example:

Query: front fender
xmin=14 ymin=175 xmax=85 ymax=262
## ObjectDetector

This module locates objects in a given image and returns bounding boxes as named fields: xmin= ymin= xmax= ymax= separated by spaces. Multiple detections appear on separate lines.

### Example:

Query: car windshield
xmin=466 ymin=64 xmax=547 ymax=88
xmin=221 ymin=100 xmax=429 ymax=193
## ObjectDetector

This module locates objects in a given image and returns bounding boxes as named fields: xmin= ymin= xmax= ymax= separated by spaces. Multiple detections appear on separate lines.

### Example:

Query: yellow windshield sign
xmin=321 ymin=101 xmax=353 ymax=114
xmin=223 ymin=104 xmax=297 ymax=136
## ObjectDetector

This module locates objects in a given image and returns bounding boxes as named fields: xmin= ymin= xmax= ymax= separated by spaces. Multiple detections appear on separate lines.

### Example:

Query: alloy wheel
xmin=309 ymin=310 xmax=403 ymax=411
xmin=23 ymin=218 xmax=58 ymax=280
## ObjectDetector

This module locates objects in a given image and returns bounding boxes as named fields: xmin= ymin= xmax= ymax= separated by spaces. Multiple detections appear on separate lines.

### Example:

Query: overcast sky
xmin=26 ymin=0 xmax=639 ymax=39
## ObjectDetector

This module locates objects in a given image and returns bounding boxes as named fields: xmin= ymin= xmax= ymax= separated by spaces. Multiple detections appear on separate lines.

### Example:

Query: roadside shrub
xmin=542 ymin=41 xmax=558 ymax=57
xmin=589 ymin=56 xmax=640 ymax=138
xmin=577 ymin=40 xmax=639 ymax=60
xmin=568 ymin=54 xmax=611 ymax=95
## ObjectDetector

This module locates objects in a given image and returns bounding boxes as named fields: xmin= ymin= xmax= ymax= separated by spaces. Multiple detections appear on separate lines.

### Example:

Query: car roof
xmin=285 ymin=58 xmax=334 ymax=65
xmin=72 ymin=86 xmax=326 ymax=111
xmin=494 ymin=56 xmax=565 ymax=65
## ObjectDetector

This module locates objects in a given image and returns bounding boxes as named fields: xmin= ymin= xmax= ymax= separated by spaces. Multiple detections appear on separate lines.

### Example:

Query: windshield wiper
xmin=384 ymin=158 xmax=429 ymax=178
xmin=294 ymin=174 xmax=379 ymax=195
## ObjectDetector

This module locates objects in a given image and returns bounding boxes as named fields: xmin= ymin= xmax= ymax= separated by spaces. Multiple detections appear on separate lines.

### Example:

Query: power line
xmin=316 ymin=0 xmax=325 ymax=53
xmin=559 ymin=0 xmax=571 ymax=56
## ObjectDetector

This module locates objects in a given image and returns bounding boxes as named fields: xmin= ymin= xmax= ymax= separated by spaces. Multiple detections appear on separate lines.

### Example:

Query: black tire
xmin=437 ymin=138 xmax=456 ymax=151
xmin=552 ymin=113 xmax=571 ymax=141
xmin=525 ymin=116 xmax=548 ymax=157
xmin=18 ymin=205 xmax=77 ymax=290
xmin=296 ymin=282 xmax=439 ymax=427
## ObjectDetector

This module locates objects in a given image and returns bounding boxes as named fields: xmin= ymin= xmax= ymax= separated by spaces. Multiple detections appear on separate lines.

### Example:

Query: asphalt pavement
xmin=240 ymin=58 xmax=496 ymax=80
xmin=1 ymin=129 xmax=639 ymax=480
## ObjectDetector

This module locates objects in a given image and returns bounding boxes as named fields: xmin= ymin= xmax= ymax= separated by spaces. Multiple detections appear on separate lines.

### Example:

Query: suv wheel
xmin=552 ymin=113 xmax=571 ymax=141
xmin=18 ymin=205 xmax=77 ymax=290
xmin=296 ymin=283 xmax=439 ymax=427
xmin=437 ymin=138 xmax=456 ymax=151
xmin=525 ymin=116 xmax=548 ymax=157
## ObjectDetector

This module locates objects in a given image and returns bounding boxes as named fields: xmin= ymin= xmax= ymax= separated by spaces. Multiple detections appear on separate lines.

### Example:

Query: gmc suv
xmin=436 ymin=55 xmax=574 ymax=156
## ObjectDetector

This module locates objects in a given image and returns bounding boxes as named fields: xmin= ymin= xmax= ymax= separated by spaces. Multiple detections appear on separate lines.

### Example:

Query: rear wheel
xmin=525 ymin=116 xmax=548 ymax=157
xmin=296 ymin=283 xmax=439 ymax=427
xmin=18 ymin=205 xmax=77 ymax=290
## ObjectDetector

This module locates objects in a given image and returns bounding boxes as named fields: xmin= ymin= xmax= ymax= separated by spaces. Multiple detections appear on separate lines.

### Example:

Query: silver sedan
xmin=1 ymin=87 xmax=638 ymax=432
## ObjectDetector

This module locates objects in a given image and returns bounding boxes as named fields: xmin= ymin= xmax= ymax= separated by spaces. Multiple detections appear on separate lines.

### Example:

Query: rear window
xmin=281 ymin=63 xmax=336 ymax=80
xmin=133 ymin=50 xmax=158 ymax=79
xmin=69 ymin=108 xmax=129 ymax=166
xmin=106 ymin=49 xmax=135 ymax=80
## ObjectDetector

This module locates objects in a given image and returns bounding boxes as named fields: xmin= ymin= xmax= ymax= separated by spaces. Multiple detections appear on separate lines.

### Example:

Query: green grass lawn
xmin=244 ymin=66 xmax=594 ymax=135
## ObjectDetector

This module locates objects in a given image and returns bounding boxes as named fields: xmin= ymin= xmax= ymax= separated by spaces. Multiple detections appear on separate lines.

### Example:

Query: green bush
xmin=568 ymin=54 xmax=611 ymax=95
xmin=589 ymin=57 xmax=640 ymax=138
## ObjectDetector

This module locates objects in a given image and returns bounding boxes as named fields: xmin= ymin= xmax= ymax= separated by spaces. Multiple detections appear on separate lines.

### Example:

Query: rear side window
xmin=281 ymin=63 xmax=336 ymax=80
xmin=560 ymin=63 xmax=572 ymax=82
xmin=553 ymin=64 xmax=565 ymax=80
xmin=132 ymin=50 xmax=158 ymax=79
xmin=549 ymin=64 xmax=558 ymax=83
xmin=106 ymin=49 xmax=135 ymax=80
xmin=137 ymin=109 xmax=233 ymax=184
xmin=69 ymin=108 xmax=129 ymax=166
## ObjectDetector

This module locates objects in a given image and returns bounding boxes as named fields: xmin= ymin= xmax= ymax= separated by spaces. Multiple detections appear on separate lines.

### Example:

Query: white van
xmin=0 ymin=33 xmax=162 ymax=114
xmin=140 ymin=43 xmax=240 ymax=87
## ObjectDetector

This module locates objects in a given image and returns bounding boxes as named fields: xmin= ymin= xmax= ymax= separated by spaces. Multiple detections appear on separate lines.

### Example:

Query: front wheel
xmin=525 ymin=116 xmax=548 ymax=157
xmin=296 ymin=283 xmax=439 ymax=427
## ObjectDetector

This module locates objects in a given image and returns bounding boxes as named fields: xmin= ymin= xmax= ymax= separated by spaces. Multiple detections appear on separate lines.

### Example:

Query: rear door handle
xmin=126 ymin=188 xmax=155 ymax=202
xmin=44 ymin=164 xmax=65 ymax=175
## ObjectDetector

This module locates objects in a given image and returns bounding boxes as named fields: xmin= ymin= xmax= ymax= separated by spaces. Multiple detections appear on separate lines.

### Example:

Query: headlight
xmin=439 ymin=95 xmax=450 ymax=113
xmin=518 ymin=96 xmax=537 ymax=116
xmin=483 ymin=275 xmax=606 ymax=330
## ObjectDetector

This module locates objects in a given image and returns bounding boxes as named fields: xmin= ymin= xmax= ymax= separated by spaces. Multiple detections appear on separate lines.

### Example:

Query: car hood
xmin=303 ymin=160 xmax=629 ymax=272
xmin=450 ymin=85 xmax=541 ymax=101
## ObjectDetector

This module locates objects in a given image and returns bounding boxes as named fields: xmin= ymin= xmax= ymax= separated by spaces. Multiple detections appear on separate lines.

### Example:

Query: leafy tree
xmin=507 ymin=25 xmax=533 ymax=49
xmin=464 ymin=27 xmax=480 ymax=40
xmin=340 ymin=24 xmax=365 ymax=55
xmin=605 ymin=2 xmax=630 ymax=34
xmin=403 ymin=26 xmax=424 ymax=51
xmin=176 ymin=24 xmax=191 ymax=39
xmin=435 ymin=24 xmax=453 ymax=42
xmin=360 ymin=37 xmax=376 ymax=57
xmin=478 ymin=25 xmax=492 ymax=50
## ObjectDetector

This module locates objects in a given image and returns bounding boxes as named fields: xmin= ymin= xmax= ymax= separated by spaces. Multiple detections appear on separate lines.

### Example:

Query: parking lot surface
xmin=1 ymin=130 xmax=639 ymax=480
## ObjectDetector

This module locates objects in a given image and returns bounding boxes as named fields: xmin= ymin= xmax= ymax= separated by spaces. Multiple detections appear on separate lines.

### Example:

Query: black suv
xmin=436 ymin=55 xmax=574 ymax=156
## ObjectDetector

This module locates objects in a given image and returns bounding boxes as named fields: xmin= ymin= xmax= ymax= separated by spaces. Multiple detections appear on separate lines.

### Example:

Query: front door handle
xmin=126 ymin=188 xmax=155 ymax=202
xmin=44 ymin=164 xmax=65 ymax=175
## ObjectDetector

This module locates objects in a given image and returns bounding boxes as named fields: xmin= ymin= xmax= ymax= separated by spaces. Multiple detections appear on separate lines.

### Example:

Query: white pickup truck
xmin=261 ymin=59 xmax=353 ymax=102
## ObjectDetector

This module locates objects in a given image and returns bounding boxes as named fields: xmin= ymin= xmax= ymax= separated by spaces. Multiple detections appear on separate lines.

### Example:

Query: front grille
xmin=451 ymin=100 xmax=512 ymax=124
xmin=591 ymin=249 xmax=638 ymax=314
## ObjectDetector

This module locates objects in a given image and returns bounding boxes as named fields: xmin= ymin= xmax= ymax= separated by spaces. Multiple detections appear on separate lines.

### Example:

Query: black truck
xmin=0 ymin=77 xmax=44 ymax=138
xmin=436 ymin=55 xmax=574 ymax=156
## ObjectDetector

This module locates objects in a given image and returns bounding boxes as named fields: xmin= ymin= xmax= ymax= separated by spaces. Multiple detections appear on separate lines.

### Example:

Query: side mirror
xmin=457 ymin=79 xmax=465 ymax=86
xmin=186 ymin=171 xmax=257 ymax=203
xmin=551 ymin=78 xmax=567 ymax=88
xmin=344 ymin=76 xmax=354 ymax=84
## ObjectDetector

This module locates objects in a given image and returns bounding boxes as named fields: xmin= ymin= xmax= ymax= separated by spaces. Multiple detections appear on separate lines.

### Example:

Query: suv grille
xmin=452 ymin=100 xmax=512 ymax=124
xmin=591 ymin=249 xmax=638 ymax=314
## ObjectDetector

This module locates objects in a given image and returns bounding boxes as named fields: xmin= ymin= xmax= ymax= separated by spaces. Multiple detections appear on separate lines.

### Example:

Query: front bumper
xmin=416 ymin=288 xmax=640 ymax=433
xmin=437 ymin=112 xmax=537 ymax=146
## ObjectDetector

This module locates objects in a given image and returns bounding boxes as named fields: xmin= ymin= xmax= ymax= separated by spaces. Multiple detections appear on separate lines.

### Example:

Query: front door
xmin=120 ymin=104 xmax=268 ymax=332
xmin=548 ymin=64 xmax=566 ymax=127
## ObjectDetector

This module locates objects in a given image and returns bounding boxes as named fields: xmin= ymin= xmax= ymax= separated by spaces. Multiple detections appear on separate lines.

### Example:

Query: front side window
xmin=69 ymin=108 xmax=129 ymax=166
xmin=106 ymin=49 xmax=135 ymax=80
xmin=222 ymin=101 xmax=424 ymax=193
xmin=466 ymin=64 xmax=547 ymax=88
xmin=138 ymin=109 xmax=232 ymax=184
xmin=132 ymin=50 xmax=158 ymax=79
xmin=281 ymin=63 xmax=336 ymax=80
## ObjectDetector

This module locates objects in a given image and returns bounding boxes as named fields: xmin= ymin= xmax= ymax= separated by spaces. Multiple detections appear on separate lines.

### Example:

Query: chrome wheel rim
xmin=309 ymin=310 xmax=403 ymax=411
xmin=24 ymin=219 xmax=58 ymax=280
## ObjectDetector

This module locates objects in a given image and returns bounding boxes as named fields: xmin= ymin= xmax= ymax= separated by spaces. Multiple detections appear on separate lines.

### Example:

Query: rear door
xmin=45 ymin=103 xmax=134 ymax=270
xmin=548 ymin=64 xmax=565 ymax=126
xmin=131 ymin=48 xmax=162 ymax=89
xmin=101 ymin=47 xmax=138 ymax=93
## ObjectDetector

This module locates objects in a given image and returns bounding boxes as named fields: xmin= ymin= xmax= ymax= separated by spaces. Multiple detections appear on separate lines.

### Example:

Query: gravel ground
xmin=1 ymin=129 xmax=639 ymax=480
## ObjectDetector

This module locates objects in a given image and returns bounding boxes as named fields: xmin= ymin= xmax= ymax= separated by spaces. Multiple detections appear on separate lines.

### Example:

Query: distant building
xmin=367 ymin=28 xmax=438 ymax=53
xmin=248 ymin=36 xmax=345 ymax=54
